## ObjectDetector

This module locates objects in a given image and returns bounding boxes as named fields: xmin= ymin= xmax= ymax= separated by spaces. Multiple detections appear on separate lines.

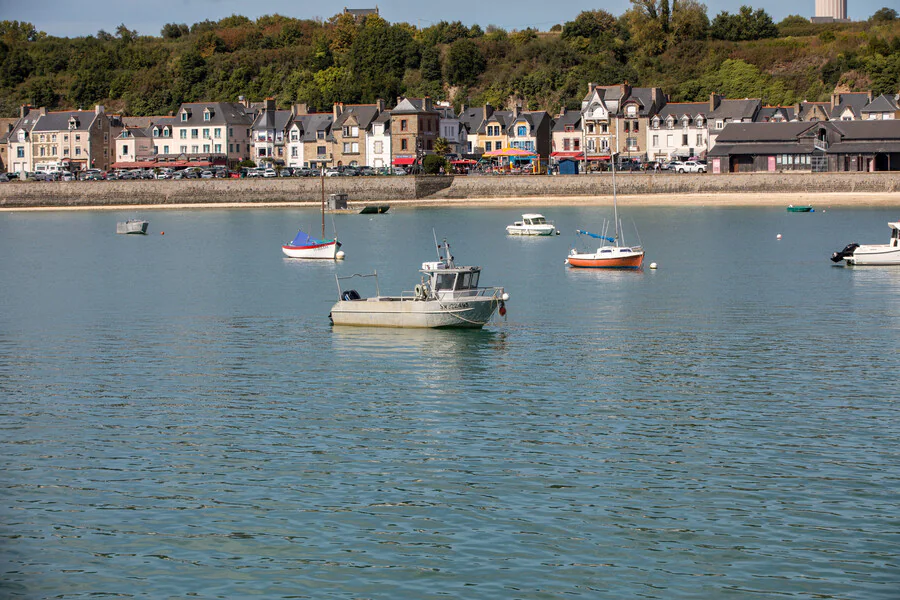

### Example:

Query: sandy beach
xmin=3 ymin=191 xmax=899 ymax=211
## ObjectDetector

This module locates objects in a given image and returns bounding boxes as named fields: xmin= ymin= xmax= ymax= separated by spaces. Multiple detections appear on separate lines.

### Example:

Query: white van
xmin=35 ymin=162 xmax=63 ymax=174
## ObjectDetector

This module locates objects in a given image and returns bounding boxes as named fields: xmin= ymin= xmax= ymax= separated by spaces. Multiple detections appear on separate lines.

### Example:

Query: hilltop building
xmin=812 ymin=0 xmax=850 ymax=23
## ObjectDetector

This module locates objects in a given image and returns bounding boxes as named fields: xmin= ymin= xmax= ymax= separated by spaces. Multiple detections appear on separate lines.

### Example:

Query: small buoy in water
xmin=160 ymin=231 xmax=165 ymax=235
xmin=777 ymin=234 xmax=782 ymax=240
xmin=335 ymin=250 xmax=345 ymax=260
xmin=649 ymin=262 xmax=658 ymax=269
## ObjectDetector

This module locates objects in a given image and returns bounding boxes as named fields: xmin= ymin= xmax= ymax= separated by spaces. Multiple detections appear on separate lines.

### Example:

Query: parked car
xmin=200 ymin=170 xmax=214 ymax=179
xmin=278 ymin=167 xmax=293 ymax=177
xmin=262 ymin=168 xmax=277 ymax=178
xmin=678 ymin=160 xmax=706 ymax=173
xmin=324 ymin=168 xmax=341 ymax=177
xmin=357 ymin=166 xmax=376 ymax=176
xmin=292 ymin=168 xmax=311 ymax=177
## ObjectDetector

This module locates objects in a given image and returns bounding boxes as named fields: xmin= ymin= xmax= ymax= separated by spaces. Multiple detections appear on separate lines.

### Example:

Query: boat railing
xmin=335 ymin=271 xmax=379 ymax=299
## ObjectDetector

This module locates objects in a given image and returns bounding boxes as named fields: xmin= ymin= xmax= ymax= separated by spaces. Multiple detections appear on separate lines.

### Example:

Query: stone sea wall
xmin=0 ymin=172 xmax=898 ymax=208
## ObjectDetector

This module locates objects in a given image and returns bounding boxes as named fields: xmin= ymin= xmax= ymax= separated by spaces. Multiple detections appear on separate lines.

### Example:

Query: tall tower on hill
xmin=814 ymin=0 xmax=848 ymax=21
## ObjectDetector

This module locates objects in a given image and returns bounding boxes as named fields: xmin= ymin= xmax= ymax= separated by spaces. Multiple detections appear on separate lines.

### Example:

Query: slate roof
xmin=714 ymin=122 xmax=817 ymax=143
xmin=117 ymin=127 xmax=148 ymax=139
xmin=508 ymin=111 xmax=549 ymax=134
xmin=373 ymin=110 xmax=391 ymax=126
xmin=552 ymin=111 xmax=582 ymax=132
xmin=829 ymin=119 xmax=900 ymax=140
xmin=755 ymin=106 xmax=796 ymax=122
xmin=333 ymin=105 xmax=381 ymax=130
xmin=657 ymin=102 xmax=708 ymax=120
xmin=621 ymin=88 xmax=663 ymax=116
xmin=252 ymin=109 xmax=292 ymax=132
xmin=176 ymin=102 xmax=254 ymax=127
xmin=392 ymin=98 xmax=437 ymax=115
xmin=294 ymin=113 xmax=335 ymax=142
xmin=829 ymin=93 xmax=870 ymax=120
xmin=458 ymin=107 xmax=486 ymax=133
xmin=479 ymin=110 xmax=513 ymax=134
xmin=32 ymin=110 xmax=99 ymax=132
xmin=861 ymin=94 xmax=899 ymax=114
xmin=148 ymin=116 xmax=178 ymax=133
xmin=709 ymin=98 xmax=761 ymax=121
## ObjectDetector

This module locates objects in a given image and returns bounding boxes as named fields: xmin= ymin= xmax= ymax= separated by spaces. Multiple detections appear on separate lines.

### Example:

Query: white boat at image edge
xmin=329 ymin=236 xmax=509 ymax=329
xmin=506 ymin=213 xmax=559 ymax=236
xmin=116 ymin=219 xmax=148 ymax=234
xmin=831 ymin=221 xmax=900 ymax=266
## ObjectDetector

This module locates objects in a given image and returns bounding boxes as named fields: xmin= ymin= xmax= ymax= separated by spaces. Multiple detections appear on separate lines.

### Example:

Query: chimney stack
xmin=424 ymin=96 xmax=433 ymax=112
xmin=265 ymin=97 xmax=276 ymax=112
xmin=709 ymin=93 xmax=720 ymax=112
xmin=292 ymin=103 xmax=308 ymax=116
xmin=333 ymin=102 xmax=344 ymax=120
xmin=588 ymin=82 xmax=595 ymax=94
xmin=376 ymin=98 xmax=385 ymax=112
xmin=95 ymin=105 xmax=105 ymax=115
xmin=484 ymin=104 xmax=494 ymax=119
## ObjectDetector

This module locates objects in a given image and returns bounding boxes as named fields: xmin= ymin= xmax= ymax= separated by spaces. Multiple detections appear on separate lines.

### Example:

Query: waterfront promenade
xmin=1 ymin=172 xmax=899 ymax=210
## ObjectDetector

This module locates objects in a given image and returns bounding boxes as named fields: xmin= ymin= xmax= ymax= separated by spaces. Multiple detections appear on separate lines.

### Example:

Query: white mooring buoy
xmin=336 ymin=251 xmax=346 ymax=260
xmin=649 ymin=262 xmax=658 ymax=269
xmin=777 ymin=234 xmax=782 ymax=240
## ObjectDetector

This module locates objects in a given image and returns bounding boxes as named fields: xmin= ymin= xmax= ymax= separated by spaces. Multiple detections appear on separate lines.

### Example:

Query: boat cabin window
xmin=434 ymin=273 xmax=456 ymax=291
xmin=893 ymin=228 xmax=899 ymax=246
xmin=454 ymin=271 xmax=479 ymax=290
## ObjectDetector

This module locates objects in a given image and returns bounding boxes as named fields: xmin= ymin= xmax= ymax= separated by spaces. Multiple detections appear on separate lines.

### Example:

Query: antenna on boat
xmin=433 ymin=229 xmax=442 ymax=260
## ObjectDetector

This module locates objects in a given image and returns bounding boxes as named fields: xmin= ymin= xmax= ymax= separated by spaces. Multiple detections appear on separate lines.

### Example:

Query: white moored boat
xmin=831 ymin=221 xmax=900 ymax=266
xmin=506 ymin=213 xmax=558 ymax=236
xmin=329 ymin=236 xmax=509 ymax=329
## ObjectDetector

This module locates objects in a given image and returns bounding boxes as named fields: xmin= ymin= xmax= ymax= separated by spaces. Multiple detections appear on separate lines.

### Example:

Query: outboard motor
xmin=831 ymin=243 xmax=859 ymax=263
xmin=341 ymin=289 xmax=361 ymax=301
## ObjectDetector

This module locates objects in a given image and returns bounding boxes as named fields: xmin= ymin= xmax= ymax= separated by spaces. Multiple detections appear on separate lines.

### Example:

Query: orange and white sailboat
xmin=566 ymin=152 xmax=644 ymax=270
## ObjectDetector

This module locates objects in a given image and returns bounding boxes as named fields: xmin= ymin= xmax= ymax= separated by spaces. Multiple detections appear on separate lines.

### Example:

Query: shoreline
xmin=3 ymin=192 xmax=900 ymax=212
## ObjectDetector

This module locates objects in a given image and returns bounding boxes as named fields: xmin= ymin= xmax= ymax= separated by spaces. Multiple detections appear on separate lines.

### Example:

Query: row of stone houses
xmin=2 ymin=84 xmax=899 ymax=174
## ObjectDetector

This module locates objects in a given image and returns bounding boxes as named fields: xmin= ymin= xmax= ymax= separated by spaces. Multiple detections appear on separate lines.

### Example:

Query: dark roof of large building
xmin=708 ymin=142 xmax=815 ymax=157
xmin=861 ymin=94 xmax=899 ymax=114
xmin=709 ymin=98 xmax=761 ymax=121
xmin=507 ymin=111 xmax=549 ymax=134
xmin=657 ymin=102 xmax=708 ymax=119
xmin=755 ymin=106 xmax=796 ymax=122
xmin=295 ymin=113 xmax=335 ymax=142
xmin=458 ymin=106 xmax=486 ymax=132
xmin=333 ymin=105 xmax=381 ymax=130
xmin=715 ymin=122 xmax=816 ymax=142
xmin=829 ymin=93 xmax=871 ymax=120
xmin=392 ymin=97 xmax=438 ymax=115
xmin=479 ymin=110 xmax=513 ymax=134
xmin=829 ymin=119 xmax=900 ymax=140
xmin=252 ymin=108 xmax=291 ymax=132
xmin=32 ymin=110 xmax=99 ymax=132
xmin=176 ymin=102 xmax=254 ymax=127
xmin=552 ymin=110 xmax=582 ymax=132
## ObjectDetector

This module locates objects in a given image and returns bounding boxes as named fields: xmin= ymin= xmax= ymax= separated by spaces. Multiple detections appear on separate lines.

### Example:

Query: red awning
xmin=451 ymin=159 xmax=477 ymax=165
xmin=587 ymin=155 xmax=611 ymax=161
xmin=393 ymin=157 xmax=416 ymax=165
xmin=551 ymin=152 xmax=584 ymax=159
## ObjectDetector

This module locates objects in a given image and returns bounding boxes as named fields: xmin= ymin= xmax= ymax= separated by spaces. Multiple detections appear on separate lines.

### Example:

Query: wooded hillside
xmin=0 ymin=2 xmax=898 ymax=118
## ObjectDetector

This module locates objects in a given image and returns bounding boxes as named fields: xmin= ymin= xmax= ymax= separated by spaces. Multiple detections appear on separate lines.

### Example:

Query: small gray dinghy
xmin=117 ymin=219 xmax=149 ymax=235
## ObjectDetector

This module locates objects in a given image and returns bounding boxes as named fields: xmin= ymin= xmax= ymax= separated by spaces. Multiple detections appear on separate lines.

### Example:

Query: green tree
xmin=562 ymin=10 xmax=617 ymax=40
xmin=422 ymin=153 xmax=446 ymax=174
xmin=710 ymin=6 xmax=778 ymax=41
xmin=161 ymin=23 xmax=189 ymax=39
xmin=434 ymin=137 xmax=449 ymax=156
xmin=420 ymin=46 xmax=442 ymax=81
xmin=870 ymin=7 xmax=898 ymax=22
xmin=444 ymin=38 xmax=485 ymax=86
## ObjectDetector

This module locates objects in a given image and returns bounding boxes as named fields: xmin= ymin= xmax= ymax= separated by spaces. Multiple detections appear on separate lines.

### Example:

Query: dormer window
xmin=696 ymin=117 xmax=704 ymax=127
xmin=666 ymin=117 xmax=674 ymax=130
xmin=68 ymin=117 xmax=79 ymax=130
xmin=203 ymin=108 xmax=213 ymax=121
xmin=626 ymin=105 xmax=637 ymax=117
xmin=122 ymin=130 xmax=130 ymax=137
xmin=652 ymin=117 xmax=660 ymax=129
xmin=181 ymin=112 xmax=188 ymax=122
xmin=152 ymin=127 xmax=159 ymax=137
xmin=682 ymin=117 xmax=690 ymax=128
xmin=564 ymin=125 xmax=574 ymax=132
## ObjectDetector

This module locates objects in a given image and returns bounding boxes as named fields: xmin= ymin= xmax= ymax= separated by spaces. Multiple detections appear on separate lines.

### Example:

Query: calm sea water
xmin=1 ymin=203 xmax=898 ymax=599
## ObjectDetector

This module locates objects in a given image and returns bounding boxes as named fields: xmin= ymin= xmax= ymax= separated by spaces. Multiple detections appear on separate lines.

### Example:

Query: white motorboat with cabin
xmin=506 ymin=213 xmax=558 ymax=236
xmin=831 ymin=221 xmax=900 ymax=266
xmin=329 ymin=236 xmax=509 ymax=328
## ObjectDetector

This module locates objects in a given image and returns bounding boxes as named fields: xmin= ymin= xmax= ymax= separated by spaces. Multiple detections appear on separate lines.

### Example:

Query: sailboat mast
xmin=611 ymin=150 xmax=619 ymax=244
xmin=321 ymin=170 xmax=325 ymax=238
